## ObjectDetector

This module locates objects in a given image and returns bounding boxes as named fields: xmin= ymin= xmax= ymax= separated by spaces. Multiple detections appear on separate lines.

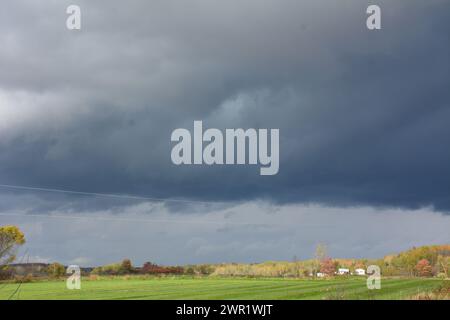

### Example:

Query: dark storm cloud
xmin=0 ymin=0 xmax=450 ymax=211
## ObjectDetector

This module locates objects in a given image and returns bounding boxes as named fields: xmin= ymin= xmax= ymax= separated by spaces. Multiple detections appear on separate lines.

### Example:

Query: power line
xmin=0 ymin=212 xmax=265 ymax=226
xmin=0 ymin=212 xmax=331 ymax=228
xmin=0 ymin=184 xmax=231 ymax=206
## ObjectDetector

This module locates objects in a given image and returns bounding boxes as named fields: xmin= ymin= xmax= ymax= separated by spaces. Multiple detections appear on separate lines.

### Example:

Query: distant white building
xmin=316 ymin=272 xmax=325 ymax=278
xmin=337 ymin=268 xmax=350 ymax=275
xmin=354 ymin=268 xmax=366 ymax=276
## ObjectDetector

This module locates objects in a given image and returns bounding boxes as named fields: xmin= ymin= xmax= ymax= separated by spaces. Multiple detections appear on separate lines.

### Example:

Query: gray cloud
xmin=5 ymin=202 xmax=450 ymax=265
xmin=0 ymin=0 xmax=450 ymax=264
xmin=0 ymin=1 xmax=450 ymax=264
xmin=1 ymin=0 xmax=449 ymax=210
xmin=0 ymin=1 xmax=448 ymax=206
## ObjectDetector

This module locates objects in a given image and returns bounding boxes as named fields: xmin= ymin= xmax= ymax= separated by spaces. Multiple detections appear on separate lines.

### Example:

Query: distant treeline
xmin=91 ymin=260 xmax=185 ymax=275
xmin=91 ymin=260 xmax=213 ymax=276
xmin=1 ymin=244 xmax=449 ymax=280
xmin=89 ymin=244 xmax=450 ymax=278
xmin=212 ymin=246 xmax=449 ymax=278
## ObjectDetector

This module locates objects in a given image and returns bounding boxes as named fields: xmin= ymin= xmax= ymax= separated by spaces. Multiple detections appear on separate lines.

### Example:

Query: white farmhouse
xmin=354 ymin=268 xmax=366 ymax=276
xmin=337 ymin=268 xmax=350 ymax=275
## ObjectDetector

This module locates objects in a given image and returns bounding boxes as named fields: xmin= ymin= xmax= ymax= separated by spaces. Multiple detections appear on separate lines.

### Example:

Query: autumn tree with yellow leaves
xmin=0 ymin=225 xmax=26 ymax=267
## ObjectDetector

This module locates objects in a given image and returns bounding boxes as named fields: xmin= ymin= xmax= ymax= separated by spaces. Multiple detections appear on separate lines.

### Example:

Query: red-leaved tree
xmin=320 ymin=258 xmax=337 ymax=276
xmin=415 ymin=259 xmax=433 ymax=277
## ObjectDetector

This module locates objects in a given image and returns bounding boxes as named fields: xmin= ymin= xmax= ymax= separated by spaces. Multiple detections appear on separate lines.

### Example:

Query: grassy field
xmin=0 ymin=277 xmax=446 ymax=300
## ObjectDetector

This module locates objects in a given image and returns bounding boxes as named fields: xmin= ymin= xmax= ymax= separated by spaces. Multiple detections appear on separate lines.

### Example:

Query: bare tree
xmin=315 ymin=243 xmax=328 ymax=262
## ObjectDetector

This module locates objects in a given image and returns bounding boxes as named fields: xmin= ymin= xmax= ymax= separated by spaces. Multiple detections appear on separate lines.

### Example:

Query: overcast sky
xmin=0 ymin=0 xmax=449 ymax=266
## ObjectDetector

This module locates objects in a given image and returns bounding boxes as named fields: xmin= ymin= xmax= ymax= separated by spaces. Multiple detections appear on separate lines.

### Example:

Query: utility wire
xmin=0 ymin=184 xmax=231 ymax=206
xmin=0 ymin=212 xmax=269 ymax=226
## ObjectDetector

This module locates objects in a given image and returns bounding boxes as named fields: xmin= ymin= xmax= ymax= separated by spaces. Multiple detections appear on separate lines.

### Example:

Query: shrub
xmin=323 ymin=286 xmax=347 ymax=300
xmin=0 ymin=268 xmax=13 ymax=280
xmin=14 ymin=274 xmax=33 ymax=283
xmin=88 ymin=274 xmax=99 ymax=281
xmin=141 ymin=262 xmax=184 ymax=275
xmin=47 ymin=263 xmax=66 ymax=278
xmin=410 ymin=283 xmax=449 ymax=300
xmin=91 ymin=263 xmax=122 ymax=275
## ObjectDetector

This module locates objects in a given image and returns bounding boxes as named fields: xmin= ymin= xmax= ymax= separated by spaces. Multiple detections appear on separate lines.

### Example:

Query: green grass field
xmin=0 ymin=277 xmax=446 ymax=300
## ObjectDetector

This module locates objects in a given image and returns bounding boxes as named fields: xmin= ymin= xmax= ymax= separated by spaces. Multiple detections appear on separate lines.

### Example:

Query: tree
xmin=313 ymin=243 xmax=329 ymax=276
xmin=47 ymin=262 xmax=66 ymax=278
xmin=415 ymin=259 xmax=433 ymax=277
xmin=120 ymin=259 xmax=134 ymax=274
xmin=0 ymin=225 xmax=26 ymax=267
xmin=141 ymin=262 xmax=159 ymax=274
xmin=315 ymin=243 xmax=328 ymax=262
xmin=437 ymin=255 xmax=449 ymax=277
xmin=320 ymin=258 xmax=337 ymax=276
